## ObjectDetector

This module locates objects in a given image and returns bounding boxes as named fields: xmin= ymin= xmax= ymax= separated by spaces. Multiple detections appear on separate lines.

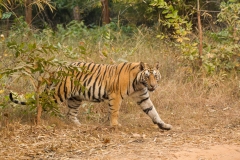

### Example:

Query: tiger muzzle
xmin=148 ymin=87 xmax=155 ymax=92
xmin=148 ymin=84 xmax=157 ymax=92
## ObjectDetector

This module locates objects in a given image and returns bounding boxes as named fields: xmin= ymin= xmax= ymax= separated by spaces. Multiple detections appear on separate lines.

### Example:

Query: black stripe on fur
xmin=9 ymin=93 xmax=27 ymax=105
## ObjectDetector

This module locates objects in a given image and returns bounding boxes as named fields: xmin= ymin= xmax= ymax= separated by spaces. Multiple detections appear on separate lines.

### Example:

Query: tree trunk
xmin=36 ymin=93 xmax=42 ymax=125
xmin=25 ymin=0 xmax=32 ymax=26
xmin=197 ymin=0 xmax=203 ymax=66
xmin=73 ymin=5 xmax=81 ymax=21
xmin=36 ymin=82 xmax=42 ymax=125
xmin=101 ymin=0 xmax=110 ymax=25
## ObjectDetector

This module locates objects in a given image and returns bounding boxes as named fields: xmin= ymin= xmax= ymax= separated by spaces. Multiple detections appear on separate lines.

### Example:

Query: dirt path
xmin=91 ymin=143 xmax=240 ymax=160
xmin=173 ymin=144 xmax=240 ymax=160
xmin=0 ymin=122 xmax=239 ymax=160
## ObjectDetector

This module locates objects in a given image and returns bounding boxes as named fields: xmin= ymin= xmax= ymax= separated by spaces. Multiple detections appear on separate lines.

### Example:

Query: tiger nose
xmin=150 ymin=84 xmax=155 ymax=89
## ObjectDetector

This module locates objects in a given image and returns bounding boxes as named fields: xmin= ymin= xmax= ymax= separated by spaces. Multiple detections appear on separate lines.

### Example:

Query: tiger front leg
xmin=137 ymin=97 xmax=172 ymax=130
xmin=108 ymin=95 xmax=122 ymax=127
xmin=144 ymin=104 xmax=172 ymax=130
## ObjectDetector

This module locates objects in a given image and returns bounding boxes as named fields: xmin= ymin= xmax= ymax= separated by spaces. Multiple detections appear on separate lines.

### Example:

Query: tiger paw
xmin=68 ymin=117 xmax=81 ymax=127
xmin=110 ymin=123 xmax=122 ymax=131
xmin=157 ymin=123 xmax=172 ymax=130
xmin=117 ymin=123 xmax=122 ymax=127
xmin=111 ymin=123 xmax=122 ymax=127
xmin=73 ymin=121 xmax=81 ymax=127
xmin=110 ymin=118 xmax=121 ymax=127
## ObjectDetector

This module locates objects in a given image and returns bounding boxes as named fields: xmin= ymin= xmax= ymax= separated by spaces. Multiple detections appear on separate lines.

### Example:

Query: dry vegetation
xmin=0 ymin=31 xmax=240 ymax=159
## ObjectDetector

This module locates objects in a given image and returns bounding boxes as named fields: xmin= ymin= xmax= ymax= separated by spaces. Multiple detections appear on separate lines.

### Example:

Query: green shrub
xmin=180 ymin=0 xmax=240 ymax=74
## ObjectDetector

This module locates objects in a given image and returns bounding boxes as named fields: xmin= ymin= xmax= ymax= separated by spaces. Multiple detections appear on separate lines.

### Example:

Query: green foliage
xmin=54 ymin=0 xmax=100 ymax=10
xmin=149 ymin=0 xmax=192 ymax=41
xmin=181 ymin=40 xmax=239 ymax=75
xmin=0 ymin=18 xmax=85 ymax=117
xmin=1 ymin=11 xmax=12 ymax=19
xmin=2 ymin=41 xmax=60 ymax=115
xmin=0 ymin=0 xmax=55 ymax=19
xmin=202 ymin=1 xmax=240 ymax=74
xmin=180 ymin=0 xmax=240 ymax=74
xmin=217 ymin=1 xmax=240 ymax=42
xmin=180 ymin=42 xmax=198 ymax=67
xmin=53 ymin=20 xmax=137 ymax=61
xmin=52 ymin=0 xmax=101 ymax=24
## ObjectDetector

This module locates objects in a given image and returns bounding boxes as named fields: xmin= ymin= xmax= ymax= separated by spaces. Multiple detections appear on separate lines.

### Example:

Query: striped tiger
xmin=9 ymin=62 xmax=172 ymax=130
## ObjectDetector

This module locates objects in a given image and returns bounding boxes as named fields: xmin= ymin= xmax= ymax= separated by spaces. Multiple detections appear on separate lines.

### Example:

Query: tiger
xmin=9 ymin=62 xmax=172 ymax=130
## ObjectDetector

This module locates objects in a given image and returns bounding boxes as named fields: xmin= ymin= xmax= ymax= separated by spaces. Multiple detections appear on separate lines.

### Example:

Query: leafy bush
xmin=150 ymin=0 xmax=192 ymax=41
xmin=0 ymin=18 xmax=88 ymax=123
xmin=180 ymin=0 xmax=240 ymax=74
xmin=217 ymin=1 xmax=240 ymax=43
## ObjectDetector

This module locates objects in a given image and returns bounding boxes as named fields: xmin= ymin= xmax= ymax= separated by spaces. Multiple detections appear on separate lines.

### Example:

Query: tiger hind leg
xmin=67 ymin=97 xmax=82 ymax=126
xmin=108 ymin=94 xmax=122 ymax=127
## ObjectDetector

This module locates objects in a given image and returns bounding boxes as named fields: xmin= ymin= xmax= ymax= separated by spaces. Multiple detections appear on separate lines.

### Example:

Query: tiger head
xmin=139 ymin=62 xmax=161 ymax=92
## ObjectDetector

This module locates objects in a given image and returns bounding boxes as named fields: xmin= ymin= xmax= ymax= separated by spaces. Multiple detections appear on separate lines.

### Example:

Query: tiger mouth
xmin=148 ymin=88 xmax=155 ymax=92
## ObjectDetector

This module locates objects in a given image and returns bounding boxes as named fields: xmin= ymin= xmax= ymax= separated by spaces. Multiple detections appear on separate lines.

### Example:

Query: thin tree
xmin=73 ymin=5 xmax=81 ymax=21
xmin=101 ymin=0 xmax=110 ymax=25
xmin=197 ymin=0 xmax=203 ymax=66
xmin=25 ymin=0 xmax=55 ymax=27
xmin=25 ymin=0 xmax=32 ymax=26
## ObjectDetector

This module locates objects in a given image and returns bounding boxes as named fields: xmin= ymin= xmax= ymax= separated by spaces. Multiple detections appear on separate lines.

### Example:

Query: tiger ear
xmin=155 ymin=62 xmax=159 ymax=70
xmin=140 ymin=62 xmax=145 ymax=70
